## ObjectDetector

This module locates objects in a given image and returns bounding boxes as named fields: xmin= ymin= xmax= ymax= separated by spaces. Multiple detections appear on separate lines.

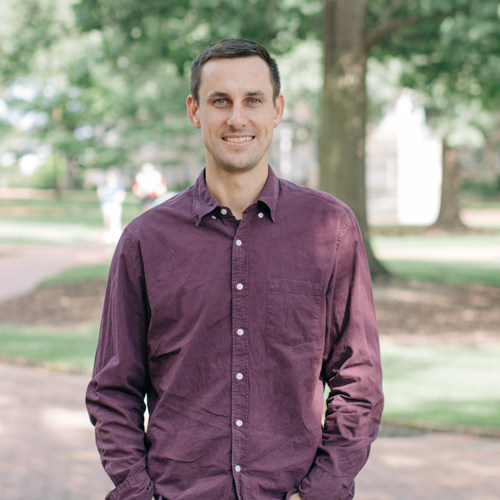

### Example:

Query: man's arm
xmin=86 ymin=230 xmax=154 ymax=500
xmin=297 ymin=210 xmax=384 ymax=500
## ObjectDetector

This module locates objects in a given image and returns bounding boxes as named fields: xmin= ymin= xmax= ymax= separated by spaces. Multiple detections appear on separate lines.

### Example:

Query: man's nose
xmin=227 ymin=104 xmax=247 ymax=128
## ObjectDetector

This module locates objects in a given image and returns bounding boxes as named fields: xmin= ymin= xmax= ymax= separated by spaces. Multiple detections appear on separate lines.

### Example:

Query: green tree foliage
xmin=0 ymin=0 xmax=68 ymax=81
xmin=1 ymin=0 xmax=319 ymax=188
xmin=372 ymin=1 xmax=500 ymax=135
xmin=319 ymin=0 xmax=500 ymax=270
xmin=372 ymin=1 xmax=500 ymax=229
xmin=1 ymin=0 xmax=131 ymax=187
xmin=73 ymin=0 xmax=319 ymax=73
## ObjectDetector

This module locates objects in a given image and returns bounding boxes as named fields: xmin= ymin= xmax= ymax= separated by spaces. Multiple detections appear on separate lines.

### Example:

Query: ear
xmin=186 ymin=95 xmax=201 ymax=129
xmin=273 ymin=94 xmax=285 ymax=128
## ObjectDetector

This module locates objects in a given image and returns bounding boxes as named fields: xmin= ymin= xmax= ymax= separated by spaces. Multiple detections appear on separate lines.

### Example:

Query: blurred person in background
xmin=87 ymin=38 xmax=383 ymax=500
xmin=132 ymin=162 xmax=167 ymax=211
xmin=97 ymin=167 xmax=126 ymax=243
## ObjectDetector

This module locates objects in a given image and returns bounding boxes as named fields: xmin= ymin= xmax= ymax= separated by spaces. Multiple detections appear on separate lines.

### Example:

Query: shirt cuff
xmin=297 ymin=466 xmax=354 ymax=500
xmin=105 ymin=469 xmax=154 ymax=500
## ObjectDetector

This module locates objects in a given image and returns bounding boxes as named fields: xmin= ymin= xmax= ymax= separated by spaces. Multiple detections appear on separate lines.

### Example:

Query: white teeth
xmin=225 ymin=136 xmax=253 ymax=143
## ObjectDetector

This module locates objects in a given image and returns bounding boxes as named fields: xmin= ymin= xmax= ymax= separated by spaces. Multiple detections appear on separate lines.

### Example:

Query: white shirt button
xmin=211 ymin=215 xmax=217 ymax=220
xmin=220 ymin=208 xmax=228 ymax=215
xmin=235 ymin=465 xmax=241 ymax=472
xmin=236 ymin=283 xmax=244 ymax=290
xmin=236 ymin=419 xmax=243 ymax=427
xmin=237 ymin=328 xmax=244 ymax=336
xmin=236 ymin=239 xmax=242 ymax=246
xmin=258 ymin=212 xmax=264 ymax=218
xmin=236 ymin=373 xmax=243 ymax=380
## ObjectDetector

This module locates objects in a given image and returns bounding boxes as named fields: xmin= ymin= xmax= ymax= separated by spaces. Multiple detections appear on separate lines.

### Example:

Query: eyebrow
xmin=207 ymin=91 xmax=229 ymax=100
xmin=206 ymin=90 xmax=266 ymax=100
xmin=247 ymin=91 xmax=265 ymax=98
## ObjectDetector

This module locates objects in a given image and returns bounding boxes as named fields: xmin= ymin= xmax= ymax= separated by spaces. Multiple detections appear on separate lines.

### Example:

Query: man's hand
xmin=289 ymin=494 xmax=302 ymax=500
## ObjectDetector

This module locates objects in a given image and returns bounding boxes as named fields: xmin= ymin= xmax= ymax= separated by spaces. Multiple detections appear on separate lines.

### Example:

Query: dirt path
xmin=356 ymin=428 xmax=500 ymax=499
xmin=0 ymin=362 xmax=113 ymax=500
xmin=0 ymin=242 xmax=113 ymax=301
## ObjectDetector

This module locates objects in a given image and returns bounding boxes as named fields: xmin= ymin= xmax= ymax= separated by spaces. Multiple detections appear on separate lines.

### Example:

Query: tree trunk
xmin=64 ymin=156 xmax=80 ymax=190
xmin=432 ymin=139 xmax=465 ymax=230
xmin=320 ymin=0 xmax=388 ymax=277
xmin=482 ymin=112 xmax=500 ymax=182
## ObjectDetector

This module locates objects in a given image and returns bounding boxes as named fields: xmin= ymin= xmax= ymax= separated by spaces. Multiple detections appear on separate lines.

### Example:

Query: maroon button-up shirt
xmin=86 ymin=167 xmax=383 ymax=500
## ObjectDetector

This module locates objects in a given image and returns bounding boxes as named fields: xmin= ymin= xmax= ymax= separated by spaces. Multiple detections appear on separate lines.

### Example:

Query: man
xmin=87 ymin=38 xmax=383 ymax=500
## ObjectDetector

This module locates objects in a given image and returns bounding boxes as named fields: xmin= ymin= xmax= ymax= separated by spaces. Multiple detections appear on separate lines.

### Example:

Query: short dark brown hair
xmin=190 ymin=38 xmax=281 ymax=103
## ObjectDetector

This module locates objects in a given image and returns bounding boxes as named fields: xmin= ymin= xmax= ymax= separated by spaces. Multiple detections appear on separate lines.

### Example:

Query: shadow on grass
xmin=381 ymin=343 xmax=500 ymax=432
xmin=383 ymin=398 xmax=500 ymax=434
xmin=0 ymin=324 xmax=99 ymax=374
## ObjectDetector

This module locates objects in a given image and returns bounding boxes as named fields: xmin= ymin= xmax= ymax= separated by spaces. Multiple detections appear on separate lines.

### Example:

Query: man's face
xmin=187 ymin=56 xmax=284 ymax=175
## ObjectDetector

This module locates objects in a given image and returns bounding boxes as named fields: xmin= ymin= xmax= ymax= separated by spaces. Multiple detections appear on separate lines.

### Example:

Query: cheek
xmin=201 ymin=126 xmax=221 ymax=150
xmin=200 ymin=113 xmax=224 ymax=132
xmin=260 ymin=111 xmax=279 ymax=129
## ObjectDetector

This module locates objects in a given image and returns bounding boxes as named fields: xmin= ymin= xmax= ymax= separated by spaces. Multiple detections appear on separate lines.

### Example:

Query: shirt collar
xmin=256 ymin=165 xmax=278 ymax=222
xmin=192 ymin=166 xmax=279 ymax=226
xmin=192 ymin=169 xmax=217 ymax=226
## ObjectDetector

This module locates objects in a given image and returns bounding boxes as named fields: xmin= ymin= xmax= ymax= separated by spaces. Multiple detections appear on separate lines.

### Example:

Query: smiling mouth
xmin=223 ymin=136 xmax=254 ymax=143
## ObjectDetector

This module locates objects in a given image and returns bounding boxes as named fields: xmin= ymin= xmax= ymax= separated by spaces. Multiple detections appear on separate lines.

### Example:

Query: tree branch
xmin=380 ymin=0 xmax=414 ymax=23
xmin=366 ymin=4 xmax=466 ymax=49
xmin=365 ymin=14 xmax=421 ymax=48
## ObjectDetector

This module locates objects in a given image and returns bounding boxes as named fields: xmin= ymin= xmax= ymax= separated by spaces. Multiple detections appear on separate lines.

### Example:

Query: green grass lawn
xmin=0 ymin=324 xmax=99 ymax=373
xmin=372 ymin=233 xmax=500 ymax=288
xmin=38 ymin=263 xmax=111 ymax=286
xmin=382 ymin=259 xmax=500 ymax=288
xmin=0 ymin=320 xmax=498 ymax=432
xmin=0 ymin=190 xmax=141 ymax=244
xmin=381 ymin=342 xmax=500 ymax=432
xmin=0 ymin=190 xmax=141 ymax=226
xmin=372 ymin=233 xmax=500 ymax=249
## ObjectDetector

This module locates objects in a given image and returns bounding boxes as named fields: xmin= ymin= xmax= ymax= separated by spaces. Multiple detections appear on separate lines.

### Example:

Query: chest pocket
xmin=266 ymin=278 xmax=323 ymax=346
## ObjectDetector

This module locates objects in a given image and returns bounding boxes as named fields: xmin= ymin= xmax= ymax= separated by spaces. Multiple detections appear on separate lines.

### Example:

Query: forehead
xmin=199 ymin=56 xmax=273 ymax=98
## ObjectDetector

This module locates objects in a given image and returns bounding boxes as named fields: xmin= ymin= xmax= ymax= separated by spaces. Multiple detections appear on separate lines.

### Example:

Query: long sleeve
xmin=86 ymin=230 xmax=154 ymax=500
xmin=297 ymin=211 xmax=384 ymax=500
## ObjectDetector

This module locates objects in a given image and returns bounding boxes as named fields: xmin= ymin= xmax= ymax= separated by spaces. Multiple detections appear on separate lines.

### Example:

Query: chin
xmin=224 ymin=154 xmax=267 ymax=172
xmin=222 ymin=162 xmax=261 ymax=173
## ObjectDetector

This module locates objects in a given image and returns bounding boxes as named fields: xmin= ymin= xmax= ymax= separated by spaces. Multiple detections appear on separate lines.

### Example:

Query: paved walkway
xmin=0 ymin=242 xmax=114 ymax=301
xmin=0 ymin=362 xmax=113 ymax=499
xmin=356 ymin=430 xmax=500 ymax=499
xmin=1 ymin=241 xmax=500 ymax=499
xmin=1 ymin=358 xmax=499 ymax=500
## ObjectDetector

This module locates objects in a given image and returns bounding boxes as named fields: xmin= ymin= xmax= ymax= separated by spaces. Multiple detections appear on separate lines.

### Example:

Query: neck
xmin=205 ymin=165 xmax=268 ymax=220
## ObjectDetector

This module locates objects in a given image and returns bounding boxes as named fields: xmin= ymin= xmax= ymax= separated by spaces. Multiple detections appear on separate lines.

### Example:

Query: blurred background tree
xmin=320 ymin=0 xmax=500 ymax=273
xmin=388 ymin=2 xmax=500 ymax=230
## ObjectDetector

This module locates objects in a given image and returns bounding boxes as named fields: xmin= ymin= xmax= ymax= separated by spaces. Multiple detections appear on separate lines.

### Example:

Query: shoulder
xmin=278 ymin=178 xmax=355 ymax=222
xmin=124 ymin=186 xmax=194 ymax=238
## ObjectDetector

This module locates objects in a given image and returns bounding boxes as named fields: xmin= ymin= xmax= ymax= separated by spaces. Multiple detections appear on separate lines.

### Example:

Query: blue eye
xmin=247 ymin=96 xmax=265 ymax=106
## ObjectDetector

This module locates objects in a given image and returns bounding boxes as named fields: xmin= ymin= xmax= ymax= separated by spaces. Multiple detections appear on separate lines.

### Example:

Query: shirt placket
xmin=230 ymin=214 xmax=251 ymax=499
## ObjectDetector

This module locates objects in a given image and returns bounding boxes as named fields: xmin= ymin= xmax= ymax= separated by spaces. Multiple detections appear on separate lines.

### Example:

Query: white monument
xmin=366 ymin=90 xmax=442 ymax=225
